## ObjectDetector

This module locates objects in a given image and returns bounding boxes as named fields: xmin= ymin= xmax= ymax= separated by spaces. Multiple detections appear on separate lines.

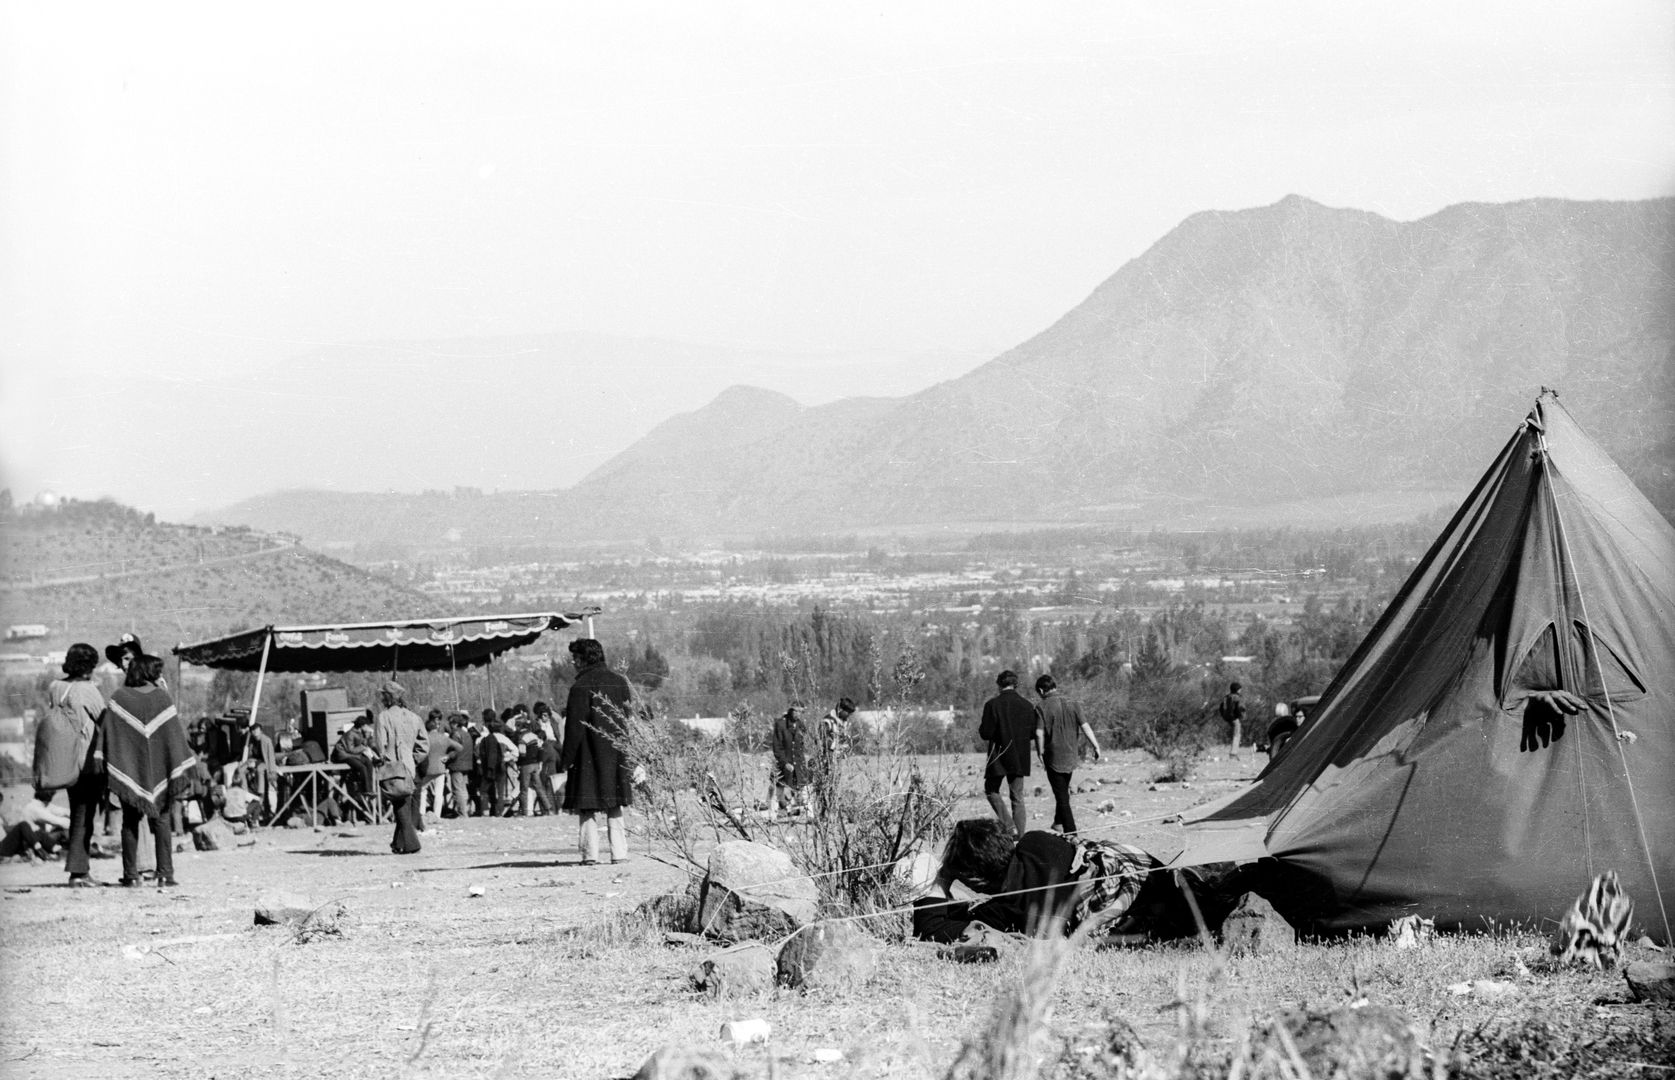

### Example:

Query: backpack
xmin=33 ymin=685 xmax=93 ymax=791
xmin=1218 ymin=693 xmax=1245 ymax=725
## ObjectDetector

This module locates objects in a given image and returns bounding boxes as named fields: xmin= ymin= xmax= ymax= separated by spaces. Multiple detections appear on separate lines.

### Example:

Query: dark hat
xmin=105 ymin=633 xmax=143 ymax=666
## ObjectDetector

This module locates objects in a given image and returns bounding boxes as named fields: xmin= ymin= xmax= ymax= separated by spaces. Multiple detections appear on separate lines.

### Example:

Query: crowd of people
xmin=9 ymin=635 xmax=655 ymax=883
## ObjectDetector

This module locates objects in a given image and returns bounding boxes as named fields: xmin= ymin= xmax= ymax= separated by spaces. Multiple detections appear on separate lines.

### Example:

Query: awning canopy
xmin=173 ymin=611 xmax=596 ymax=674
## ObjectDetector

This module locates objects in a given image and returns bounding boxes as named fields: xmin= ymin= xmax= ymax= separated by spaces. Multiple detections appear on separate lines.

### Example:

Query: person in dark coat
xmin=474 ymin=709 xmax=505 ymax=817
xmin=559 ymin=638 xmax=639 ymax=864
xmin=768 ymin=704 xmax=811 ymax=818
xmin=102 ymin=654 xmax=195 ymax=887
xmin=977 ymin=669 xmax=1040 ymax=836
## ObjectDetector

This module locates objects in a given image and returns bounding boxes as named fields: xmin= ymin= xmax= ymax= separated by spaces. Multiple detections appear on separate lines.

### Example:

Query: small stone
xmin=192 ymin=819 xmax=234 ymax=852
xmin=1624 ymin=961 xmax=1675 ymax=1004
xmin=468 ymin=885 xmax=486 ymax=898
xmin=776 ymin=920 xmax=878 ymax=992
xmin=254 ymin=890 xmax=316 ymax=926
xmin=1221 ymin=893 xmax=1296 ymax=956
xmin=810 ymin=1048 xmax=843 ymax=1063
xmin=690 ymin=942 xmax=775 ymax=998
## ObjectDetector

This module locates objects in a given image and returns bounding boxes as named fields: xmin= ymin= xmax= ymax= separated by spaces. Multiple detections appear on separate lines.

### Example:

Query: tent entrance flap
xmin=173 ymin=611 xmax=598 ymax=674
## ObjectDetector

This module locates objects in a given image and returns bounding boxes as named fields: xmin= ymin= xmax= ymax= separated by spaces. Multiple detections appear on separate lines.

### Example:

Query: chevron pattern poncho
xmin=102 ymin=685 xmax=196 ymax=815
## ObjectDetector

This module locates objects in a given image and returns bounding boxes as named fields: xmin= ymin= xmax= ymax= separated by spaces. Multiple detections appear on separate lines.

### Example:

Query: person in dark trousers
xmin=768 ymin=704 xmax=811 ymax=818
xmin=1033 ymin=674 xmax=1102 ymax=836
xmin=560 ymin=638 xmax=640 ymax=864
xmin=474 ymin=709 xmax=506 ymax=817
xmin=373 ymin=681 xmax=427 ymax=855
xmin=49 ymin=643 xmax=107 ymax=886
xmin=978 ymin=669 xmax=1040 ymax=836
xmin=102 ymin=654 xmax=194 ymax=888
xmin=1219 ymin=681 xmax=1246 ymax=756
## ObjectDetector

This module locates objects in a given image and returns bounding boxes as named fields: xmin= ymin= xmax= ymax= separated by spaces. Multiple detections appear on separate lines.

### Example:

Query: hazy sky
xmin=4 ymin=2 xmax=1673 ymax=518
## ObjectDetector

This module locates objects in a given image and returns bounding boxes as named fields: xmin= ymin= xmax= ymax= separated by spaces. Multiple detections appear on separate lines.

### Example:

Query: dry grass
xmin=1 ymin=757 xmax=1670 ymax=1079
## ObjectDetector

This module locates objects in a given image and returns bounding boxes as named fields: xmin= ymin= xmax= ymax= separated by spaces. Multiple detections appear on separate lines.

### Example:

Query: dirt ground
xmin=1 ymin=751 xmax=1667 ymax=1079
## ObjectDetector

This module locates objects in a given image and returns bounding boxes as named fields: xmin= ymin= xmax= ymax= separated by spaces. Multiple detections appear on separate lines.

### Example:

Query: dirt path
xmin=0 ymin=750 xmax=1295 ymax=1079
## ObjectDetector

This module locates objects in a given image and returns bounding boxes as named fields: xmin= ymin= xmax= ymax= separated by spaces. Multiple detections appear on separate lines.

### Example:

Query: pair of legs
xmin=121 ymin=804 xmax=174 ymax=884
xmin=577 ymin=808 xmax=627 ymax=864
xmin=447 ymin=771 xmax=471 ymax=817
xmin=519 ymin=764 xmax=549 ymax=815
xmin=67 ymin=774 xmax=104 ymax=878
xmin=1045 ymin=769 xmax=1078 ymax=835
xmin=984 ymin=771 xmax=1028 ymax=836
xmin=388 ymin=793 xmax=421 ymax=854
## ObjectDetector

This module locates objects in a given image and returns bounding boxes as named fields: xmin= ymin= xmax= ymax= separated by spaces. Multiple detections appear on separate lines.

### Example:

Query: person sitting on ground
xmin=219 ymin=782 xmax=258 ymax=828
xmin=0 ymin=791 xmax=70 ymax=862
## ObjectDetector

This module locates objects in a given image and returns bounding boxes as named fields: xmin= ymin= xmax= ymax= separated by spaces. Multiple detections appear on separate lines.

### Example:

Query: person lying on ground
xmin=912 ymin=818 xmax=1258 ymax=945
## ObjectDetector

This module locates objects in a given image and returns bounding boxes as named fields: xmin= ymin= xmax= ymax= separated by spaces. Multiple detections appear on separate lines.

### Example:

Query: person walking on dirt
xmin=560 ymin=638 xmax=642 ymax=864
xmin=1034 ymin=674 xmax=1102 ymax=836
xmin=978 ymin=670 xmax=1040 ymax=836
xmin=373 ymin=681 xmax=428 ymax=855
xmin=1218 ymin=682 xmax=1246 ymax=756
xmin=768 ymin=703 xmax=812 ymax=819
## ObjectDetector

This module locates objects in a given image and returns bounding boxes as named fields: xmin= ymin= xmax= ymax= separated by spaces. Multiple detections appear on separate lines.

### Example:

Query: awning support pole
xmin=229 ymin=629 xmax=273 ymax=785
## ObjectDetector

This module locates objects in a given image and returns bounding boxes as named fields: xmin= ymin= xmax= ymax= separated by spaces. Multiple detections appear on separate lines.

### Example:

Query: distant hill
xmin=207 ymin=195 xmax=1675 ymax=547
xmin=0 ymin=498 xmax=443 ymax=656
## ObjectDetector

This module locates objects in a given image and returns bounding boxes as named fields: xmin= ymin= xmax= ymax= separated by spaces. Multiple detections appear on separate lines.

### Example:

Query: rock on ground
xmin=1220 ymin=892 xmax=1296 ymax=956
xmin=689 ymin=942 xmax=776 ymax=999
xmin=1046 ymin=1010 xmax=1151 ymax=1080
xmin=192 ymin=818 xmax=235 ymax=852
xmin=776 ymin=920 xmax=878 ymax=992
xmin=696 ymin=840 xmax=819 ymax=943
xmin=631 ymin=1045 xmax=741 ymax=1080
xmin=1624 ymin=961 xmax=1675 ymax=1004
xmin=254 ymin=890 xmax=316 ymax=925
xmin=1273 ymin=1005 xmax=1428 ymax=1080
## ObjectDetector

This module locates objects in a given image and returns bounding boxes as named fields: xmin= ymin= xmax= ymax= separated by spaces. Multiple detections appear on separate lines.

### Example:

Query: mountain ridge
xmin=204 ymin=194 xmax=1675 ymax=547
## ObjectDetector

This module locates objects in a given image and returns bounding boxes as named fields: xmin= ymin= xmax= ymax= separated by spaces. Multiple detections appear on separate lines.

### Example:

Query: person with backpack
xmin=1219 ymin=681 xmax=1246 ymax=756
xmin=42 ymin=643 xmax=107 ymax=886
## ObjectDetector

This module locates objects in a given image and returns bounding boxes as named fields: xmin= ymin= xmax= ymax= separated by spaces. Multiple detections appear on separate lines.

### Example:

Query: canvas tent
xmin=1176 ymin=392 xmax=1672 ymax=943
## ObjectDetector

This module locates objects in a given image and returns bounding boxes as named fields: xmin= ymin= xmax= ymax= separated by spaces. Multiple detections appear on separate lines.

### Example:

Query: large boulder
xmin=192 ymin=818 xmax=235 ymax=852
xmin=1220 ymin=892 xmax=1296 ymax=956
xmin=696 ymin=841 xmax=819 ymax=943
xmin=776 ymin=920 xmax=878 ymax=992
xmin=689 ymin=942 xmax=776 ymax=998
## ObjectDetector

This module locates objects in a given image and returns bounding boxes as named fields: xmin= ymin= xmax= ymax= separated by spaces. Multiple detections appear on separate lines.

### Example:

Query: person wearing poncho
xmin=101 ymin=654 xmax=195 ymax=888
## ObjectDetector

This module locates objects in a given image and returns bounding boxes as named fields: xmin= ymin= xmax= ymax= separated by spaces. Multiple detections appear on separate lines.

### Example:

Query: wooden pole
xmin=228 ymin=629 xmax=273 ymax=785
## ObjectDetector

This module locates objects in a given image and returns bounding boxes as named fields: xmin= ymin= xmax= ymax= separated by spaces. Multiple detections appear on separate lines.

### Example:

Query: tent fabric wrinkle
xmin=1178 ymin=392 xmax=1674 ymax=943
